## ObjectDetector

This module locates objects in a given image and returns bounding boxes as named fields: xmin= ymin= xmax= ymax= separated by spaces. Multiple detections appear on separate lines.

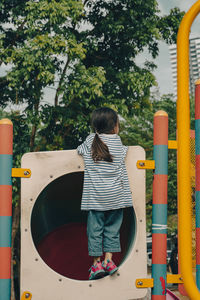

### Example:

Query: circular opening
xmin=31 ymin=172 xmax=136 ymax=280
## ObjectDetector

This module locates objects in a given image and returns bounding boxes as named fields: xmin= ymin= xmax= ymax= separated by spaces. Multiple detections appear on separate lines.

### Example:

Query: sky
xmin=149 ymin=0 xmax=200 ymax=95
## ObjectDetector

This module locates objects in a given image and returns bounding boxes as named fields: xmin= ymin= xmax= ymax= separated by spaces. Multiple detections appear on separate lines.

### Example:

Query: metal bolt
xmin=50 ymin=175 xmax=53 ymax=178
xmin=35 ymin=258 xmax=38 ymax=261
xmin=25 ymin=229 xmax=28 ymax=232
xmin=30 ymin=198 xmax=33 ymax=201
xmin=78 ymin=165 xmax=81 ymax=169
xmin=117 ymin=273 xmax=120 ymax=276
xmin=25 ymin=293 xmax=30 ymax=299
xmin=139 ymin=162 xmax=145 ymax=167
xmin=24 ymin=171 xmax=30 ymax=176
xmin=137 ymin=281 xmax=143 ymax=286
xmin=89 ymin=284 xmax=92 ymax=287
xmin=59 ymin=278 xmax=62 ymax=282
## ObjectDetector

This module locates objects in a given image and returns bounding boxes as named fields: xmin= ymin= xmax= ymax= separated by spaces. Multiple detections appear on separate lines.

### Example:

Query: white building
xmin=169 ymin=37 xmax=200 ymax=96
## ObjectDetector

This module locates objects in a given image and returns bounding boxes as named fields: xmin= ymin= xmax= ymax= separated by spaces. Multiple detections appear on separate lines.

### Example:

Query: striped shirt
xmin=77 ymin=133 xmax=133 ymax=211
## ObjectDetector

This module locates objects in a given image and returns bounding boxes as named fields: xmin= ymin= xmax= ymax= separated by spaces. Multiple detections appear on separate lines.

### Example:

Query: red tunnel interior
xmin=31 ymin=172 xmax=136 ymax=280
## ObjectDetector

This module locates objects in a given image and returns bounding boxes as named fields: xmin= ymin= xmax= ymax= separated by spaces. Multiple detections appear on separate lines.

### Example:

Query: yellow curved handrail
xmin=177 ymin=1 xmax=200 ymax=299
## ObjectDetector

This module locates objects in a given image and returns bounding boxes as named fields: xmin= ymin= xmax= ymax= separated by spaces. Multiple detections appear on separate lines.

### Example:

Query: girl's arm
xmin=77 ymin=141 xmax=87 ymax=155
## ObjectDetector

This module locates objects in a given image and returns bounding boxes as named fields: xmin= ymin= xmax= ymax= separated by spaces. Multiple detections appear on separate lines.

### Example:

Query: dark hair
xmin=91 ymin=107 xmax=119 ymax=162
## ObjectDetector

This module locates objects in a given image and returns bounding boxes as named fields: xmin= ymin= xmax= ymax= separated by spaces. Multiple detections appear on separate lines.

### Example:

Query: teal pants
xmin=87 ymin=209 xmax=123 ymax=257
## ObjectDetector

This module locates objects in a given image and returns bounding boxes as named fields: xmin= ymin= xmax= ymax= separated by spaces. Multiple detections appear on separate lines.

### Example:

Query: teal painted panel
xmin=0 ymin=279 xmax=11 ymax=300
xmin=195 ymin=119 xmax=200 ymax=155
xmin=196 ymin=191 xmax=200 ymax=228
xmin=0 ymin=217 xmax=12 ymax=247
xmin=153 ymin=145 xmax=168 ymax=175
xmin=152 ymin=264 xmax=167 ymax=295
xmin=0 ymin=155 xmax=12 ymax=186
xmin=152 ymin=204 xmax=167 ymax=224
xmin=197 ymin=265 xmax=200 ymax=291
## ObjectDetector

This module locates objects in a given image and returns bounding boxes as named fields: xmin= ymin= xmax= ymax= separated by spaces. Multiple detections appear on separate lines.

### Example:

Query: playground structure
xmin=19 ymin=146 xmax=146 ymax=300
xmin=1 ymin=0 xmax=200 ymax=299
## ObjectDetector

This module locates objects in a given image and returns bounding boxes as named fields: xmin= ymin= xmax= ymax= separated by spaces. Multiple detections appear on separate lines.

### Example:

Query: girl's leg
xmin=93 ymin=256 xmax=101 ymax=265
xmin=103 ymin=209 xmax=123 ymax=264
xmin=87 ymin=211 xmax=106 ymax=279
xmin=104 ymin=252 xmax=112 ymax=264
xmin=87 ymin=210 xmax=105 ymax=258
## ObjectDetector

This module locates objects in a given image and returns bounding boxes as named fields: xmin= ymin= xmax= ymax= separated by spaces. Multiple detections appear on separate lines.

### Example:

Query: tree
xmin=0 ymin=0 xmax=184 ymax=151
xmin=120 ymin=94 xmax=180 ymax=234
xmin=82 ymin=1 xmax=184 ymax=114
xmin=1 ymin=0 xmax=107 ymax=151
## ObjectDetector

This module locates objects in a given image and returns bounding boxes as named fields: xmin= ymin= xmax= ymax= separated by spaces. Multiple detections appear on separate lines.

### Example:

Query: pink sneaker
xmin=102 ymin=260 xmax=118 ymax=275
xmin=89 ymin=261 xmax=105 ymax=280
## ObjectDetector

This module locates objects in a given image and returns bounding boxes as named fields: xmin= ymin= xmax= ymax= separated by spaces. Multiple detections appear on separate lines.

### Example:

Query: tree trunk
xmin=30 ymin=96 xmax=40 ymax=152
xmin=11 ymin=201 xmax=20 ymax=300
xmin=30 ymin=124 xmax=37 ymax=152
xmin=54 ymin=57 xmax=70 ymax=106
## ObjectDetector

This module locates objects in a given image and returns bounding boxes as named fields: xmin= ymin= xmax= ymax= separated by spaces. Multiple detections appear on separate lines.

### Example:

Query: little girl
xmin=77 ymin=107 xmax=133 ymax=280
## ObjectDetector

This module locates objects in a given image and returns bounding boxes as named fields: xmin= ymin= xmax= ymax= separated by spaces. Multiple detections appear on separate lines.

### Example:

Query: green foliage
xmin=0 ymin=0 xmax=184 ymax=111
xmin=120 ymin=95 xmax=195 ymax=236
xmin=1 ymin=0 xmax=85 ymax=104
xmin=120 ymin=95 xmax=180 ymax=228
xmin=0 ymin=0 xmax=185 ymax=212
xmin=81 ymin=0 xmax=183 ymax=115
xmin=157 ymin=8 xmax=185 ymax=44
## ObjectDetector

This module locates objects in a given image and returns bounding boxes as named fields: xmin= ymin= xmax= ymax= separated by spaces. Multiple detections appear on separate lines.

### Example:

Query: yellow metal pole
xmin=177 ymin=1 xmax=200 ymax=299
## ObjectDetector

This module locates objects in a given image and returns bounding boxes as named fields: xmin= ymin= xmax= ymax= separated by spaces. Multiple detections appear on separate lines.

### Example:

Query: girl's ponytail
xmin=91 ymin=133 xmax=113 ymax=162
xmin=91 ymin=107 xmax=119 ymax=162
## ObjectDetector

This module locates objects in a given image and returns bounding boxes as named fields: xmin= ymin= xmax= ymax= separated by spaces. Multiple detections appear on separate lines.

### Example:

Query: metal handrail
xmin=177 ymin=1 xmax=200 ymax=299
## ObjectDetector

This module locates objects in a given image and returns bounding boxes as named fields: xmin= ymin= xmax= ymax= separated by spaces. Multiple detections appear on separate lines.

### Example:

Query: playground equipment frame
xmin=177 ymin=0 xmax=200 ymax=298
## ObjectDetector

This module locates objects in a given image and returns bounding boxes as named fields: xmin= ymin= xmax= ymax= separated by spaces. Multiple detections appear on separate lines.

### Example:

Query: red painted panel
xmin=152 ymin=234 xmax=167 ymax=264
xmin=154 ymin=116 xmax=168 ymax=145
xmin=153 ymin=175 xmax=168 ymax=204
xmin=0 ymin=247 xmax=11 ymax=279
xmin=0 ymin=186 xmax=12 ymax=216
xmin=195 ymin=84 xmax=200 ymax=120
xmin=0 ymin=124 xmax=13 ymax=155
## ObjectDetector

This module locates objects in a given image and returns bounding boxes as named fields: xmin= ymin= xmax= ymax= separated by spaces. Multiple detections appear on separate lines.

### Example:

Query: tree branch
xmin=11 ymin=199 xmax=20 ymax=300
xmin=54 ymin=56 xmax=70 ymax=106
xmin=30 ymin=99 xmax=40 ymax=151
xmin=0 ymin=20 xmax=26 ymax=67
xmin=30 ymin=77 xmax=41 ymax=151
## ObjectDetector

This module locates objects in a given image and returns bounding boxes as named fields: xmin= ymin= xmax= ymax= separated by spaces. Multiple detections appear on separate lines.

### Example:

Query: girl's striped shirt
xmin=77 ymin=133 xmax=133 ymax=211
